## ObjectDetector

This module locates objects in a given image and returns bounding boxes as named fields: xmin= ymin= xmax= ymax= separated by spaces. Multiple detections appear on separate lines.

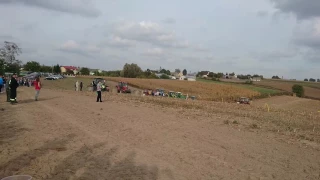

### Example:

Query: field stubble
xmin=104 ymin=77 xmax=260 ymax=101
xmin=44 ymin=77 xmax=320 ymax=143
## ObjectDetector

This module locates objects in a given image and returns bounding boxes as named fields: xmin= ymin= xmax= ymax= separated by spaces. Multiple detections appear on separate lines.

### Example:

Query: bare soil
xmin=0 ymin=86 xmax=319 ymax=180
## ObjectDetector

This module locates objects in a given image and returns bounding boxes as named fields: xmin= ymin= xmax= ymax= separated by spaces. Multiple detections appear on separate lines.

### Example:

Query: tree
xmin=40 ymin=65 xmax=52 ymax=73
xmin=216 ymin=72 xmax=224 ymax=78
xmin=304 ymin=78 xmax=308 ymax=81
xmin=317 ymin=79 xmax=320 ymax=82
xmin=175 ymin=69 xmax=181 ymax=73
xmin=80 ymin=67 xmax=90 ymax=75
xmin=160 ymin=68 xmax=171 ymax=75
xmin=160 ymin=74 xmax=170 ymax=79
xmin=182 ymin=69 xmax=187 ymax=76
xmin=292 ymin=84 xmax=304 ymax=97
xmin=272 ymin=76 xmax=280 ymax=79
xmin=122 ymin=63 xmax=142 ymax=78
xmin=309 ymin=78 xmax=316 ymax=82
xmin=229 ymin=72 xmax=235 ymax=76
xmin=0 ymin=41 xmax=22 ymax=74
xmin=24 ymin=61 xmax=41 ymax=72
xmin=0 ymin=58 xmax=5 ymax=75
xmin=53 ymin=64 xmax=61 ymax=74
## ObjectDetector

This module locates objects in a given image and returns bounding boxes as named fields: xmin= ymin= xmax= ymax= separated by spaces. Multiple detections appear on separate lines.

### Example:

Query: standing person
xmin=34 ymin=77 xmax=41 ymax=101
xmin=80 ymin=81 xmax=83 ymax=91
xmin=9 ymin=73 xmax=19 ymax=104
xmin=75 ymin=80 xmax=79 ymax=91
xmin=5 ymin=77 xmax=10 ymax=102
xmin=0 ymin=75 xmax=3 ymax=94
xmin=3 ymin=76 xmax=6 ymax=91
xmin=96 ymin=81 xmax=102 ymax=102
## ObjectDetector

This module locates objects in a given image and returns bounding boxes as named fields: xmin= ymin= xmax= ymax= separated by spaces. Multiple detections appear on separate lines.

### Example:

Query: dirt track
xmin=0 ymin=87 xmax=320 ymax=180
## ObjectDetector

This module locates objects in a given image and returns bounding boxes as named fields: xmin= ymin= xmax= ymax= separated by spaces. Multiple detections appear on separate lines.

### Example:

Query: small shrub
xmin=292 ymin=84 xmax=304 ymax=97
xmin=160 ymin=74 xmax=170 ymax=79
xmin=184 ymin=78 xmax=188 ymax=80
xmin=245 ymin=80 xmax=253 ymax=84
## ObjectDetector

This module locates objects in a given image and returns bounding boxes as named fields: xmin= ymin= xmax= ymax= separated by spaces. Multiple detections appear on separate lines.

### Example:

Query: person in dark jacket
xmin=80 ymin=81 xmax=83 ymax=91
xmin=5 ymin=77 xmax=10 ymax=102
xmin=9 ymin=73 xmax=19 ymax=104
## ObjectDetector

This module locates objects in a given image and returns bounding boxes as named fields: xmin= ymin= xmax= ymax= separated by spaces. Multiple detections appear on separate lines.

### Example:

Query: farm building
xmin=60 ymin=66 xmax=78 ymax=74
xmin=251 ymin=77 xmax=261 ymax=81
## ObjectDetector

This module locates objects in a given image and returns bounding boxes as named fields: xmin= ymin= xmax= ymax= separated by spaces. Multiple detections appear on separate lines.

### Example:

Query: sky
xmin=0 ymin=0 xmax=319 ymax=80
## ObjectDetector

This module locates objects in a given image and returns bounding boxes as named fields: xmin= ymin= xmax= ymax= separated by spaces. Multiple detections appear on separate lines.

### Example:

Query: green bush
xmin=160 ymin=74 xmax=170 ymax=79
xmin=292 ymin=84 xmax=304 ymax=97
xmin=245 ymin=80 xmax=253 ymax=84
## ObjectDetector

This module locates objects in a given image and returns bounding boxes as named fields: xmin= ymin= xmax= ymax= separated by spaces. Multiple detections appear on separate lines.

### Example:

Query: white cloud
xmin=0 ymin=0 xmax=101 ymax=18
xmin=109 ymin=20 xmax=189 ymax=49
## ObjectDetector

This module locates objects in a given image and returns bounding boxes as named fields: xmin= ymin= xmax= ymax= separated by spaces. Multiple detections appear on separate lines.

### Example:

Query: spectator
xmin=96 ymin=81 xmax=102 ymax=102
xmin=34 ymin=77 xmax=41 ymax=101
xmin=80 ymin=81 xmax=83 ymax=91
xmin=9 ymin=73 xmax=19 ymax=104
xmin=0 ymin=76 xmax=3 ymax=94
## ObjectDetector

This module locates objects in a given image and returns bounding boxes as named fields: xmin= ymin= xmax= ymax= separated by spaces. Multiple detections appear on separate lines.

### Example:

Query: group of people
xmin=74 ymin=81 xmax=83 ymax=91
xmin=74 ymin=80 xmax=103 ymax=102
xmin=0 ymin=74 xmax=42 ymax=104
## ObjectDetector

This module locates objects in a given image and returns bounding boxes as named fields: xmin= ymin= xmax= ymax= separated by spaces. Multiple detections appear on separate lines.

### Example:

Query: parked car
xmin=45 ymin=75 xmax=59 ymax=80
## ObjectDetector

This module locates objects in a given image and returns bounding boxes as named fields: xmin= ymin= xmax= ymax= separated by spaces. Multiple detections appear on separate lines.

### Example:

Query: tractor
xmin=143 ymin=89 xmax=153 ymax=95
xmin=155 ymin=89 xmax=165 ymax=96
xmin=116 ymin=81 xmax=131 ymax=93
xmin=168 ymin=91 xmax=176 ymax=98
xmin=176 ymin=92 xmax=187 ymax=99
xmin=93 ymin=78 xmax=109 ymax=92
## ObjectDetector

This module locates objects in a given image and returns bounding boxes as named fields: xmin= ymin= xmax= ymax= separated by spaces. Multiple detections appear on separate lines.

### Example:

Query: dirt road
xmin=0 ymin=87 xmax=319 ymax=180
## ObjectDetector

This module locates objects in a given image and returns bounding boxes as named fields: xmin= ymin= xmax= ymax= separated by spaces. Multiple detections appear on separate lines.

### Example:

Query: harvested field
xmin=103 ymin=77 xmax=260 ymax=101
xmin=254 ymin=80 xmax=320 ymax=99
xmin=0 ymin=80 xmax=320 ymax=180
xmin=197 ymin=78 xmax=282 ymax=95
xmin=252 ymin=96 xmax=320 ymax=113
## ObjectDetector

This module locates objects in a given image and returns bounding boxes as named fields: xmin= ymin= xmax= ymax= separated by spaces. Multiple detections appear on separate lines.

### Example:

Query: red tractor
xmin=116 ymin=81 xmax=131 ymax=93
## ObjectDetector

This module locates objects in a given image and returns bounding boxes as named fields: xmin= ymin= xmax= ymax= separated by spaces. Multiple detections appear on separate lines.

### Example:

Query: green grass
xmin=264 ymin=79 xmax=320 ymax=89
xmin=197 ymin=78 xmax=280 ymax=95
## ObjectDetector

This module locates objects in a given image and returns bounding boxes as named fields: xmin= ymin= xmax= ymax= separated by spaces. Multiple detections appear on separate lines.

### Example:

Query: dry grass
xmin=103 ymin=77 xmax=260 ymax=101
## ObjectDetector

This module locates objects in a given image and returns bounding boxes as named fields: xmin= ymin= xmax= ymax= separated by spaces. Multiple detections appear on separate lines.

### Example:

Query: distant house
xmin=60 ymin=66 xmax=78 ymax=75
xmin=186 ymin=73 xmax=197 ymax=81
xmin=223 ymin=73 xmax=238 ymax=79
xmin=251 ymin=77 xmax=261 ymax=81
xmin=174 ymin=72 xmax=184 ymax=79
xmin=179 ymin=76 xmax=186 ymax=80
xmin=199 ymin=71 xmax=210 ymax=78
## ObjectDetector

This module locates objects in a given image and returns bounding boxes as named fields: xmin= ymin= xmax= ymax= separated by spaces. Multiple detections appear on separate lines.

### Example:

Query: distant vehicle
xmin=116 ymin=81 xmax=131 ymax=93
xmin=45 ymin=75 xmax=59 ymax=80
xmin=237 ymin=97 xmax=250 ymax=104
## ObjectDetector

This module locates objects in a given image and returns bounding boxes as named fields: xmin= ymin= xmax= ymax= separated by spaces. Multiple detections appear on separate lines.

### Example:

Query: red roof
xmin=62 ymin=66 xmax=78 ymax=70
